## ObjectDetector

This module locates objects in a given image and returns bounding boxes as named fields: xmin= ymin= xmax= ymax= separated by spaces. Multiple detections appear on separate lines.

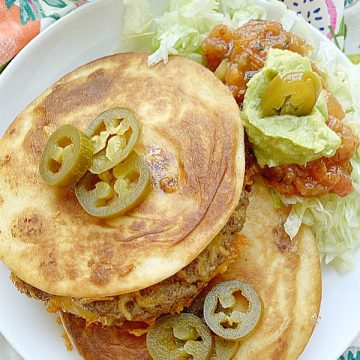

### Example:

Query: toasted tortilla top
xmin=0 ymin=53 xmax=244 ymax=297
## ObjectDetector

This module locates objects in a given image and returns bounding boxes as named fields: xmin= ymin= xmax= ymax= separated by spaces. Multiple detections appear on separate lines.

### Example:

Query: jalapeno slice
xmin=75 ymin=152 xmax=150 ymax=219
xmin=261 ymin=71 xmax=321 ymax=117
xmin=146 ymin=313 xmax=212 ymax=360
xmin=209 ymin=336 xmax=239 ymax=360
xmin=39 ymin=124 xmax=93 ymax=188
xmin=203 ymin=280 xmax=262 ymax=341
xmin=86 ymin=107 xmax=140 ymax=174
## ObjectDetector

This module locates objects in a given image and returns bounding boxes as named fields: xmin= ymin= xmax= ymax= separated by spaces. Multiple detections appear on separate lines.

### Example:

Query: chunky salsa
xmin=203 ymin=20 xmax=359 ymax=198
xmin=203 ymin=20 xmax=311 ymax=103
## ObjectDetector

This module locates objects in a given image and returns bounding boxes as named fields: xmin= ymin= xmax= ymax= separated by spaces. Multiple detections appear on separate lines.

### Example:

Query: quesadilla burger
xmin=0 ymin=52 xmax=245 ymax=306
xmin=0 ymin=47 xmax=322 ymax=359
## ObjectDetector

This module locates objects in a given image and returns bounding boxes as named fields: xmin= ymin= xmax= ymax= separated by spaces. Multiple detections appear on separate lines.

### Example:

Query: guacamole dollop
xmin=242 ymin=49 xmax=341 ymax=167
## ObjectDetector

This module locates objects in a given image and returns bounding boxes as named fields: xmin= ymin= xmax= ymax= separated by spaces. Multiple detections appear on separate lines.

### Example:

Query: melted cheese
xmin=47 ymin=297 xmax=99 ymax=323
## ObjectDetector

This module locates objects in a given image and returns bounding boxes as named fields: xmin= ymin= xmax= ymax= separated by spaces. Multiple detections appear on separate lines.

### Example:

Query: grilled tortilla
xmin=0 ymin=53 xmax=244 ymax=298
xmin=60 ymin=180 xmax=321 ymax=360
xmin=227 ymin=180 xmax=321 ymax=359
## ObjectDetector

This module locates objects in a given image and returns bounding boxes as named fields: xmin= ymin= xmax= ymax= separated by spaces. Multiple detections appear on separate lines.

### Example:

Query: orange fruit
xmin=0 ymin=2 xmax=40 ymax=64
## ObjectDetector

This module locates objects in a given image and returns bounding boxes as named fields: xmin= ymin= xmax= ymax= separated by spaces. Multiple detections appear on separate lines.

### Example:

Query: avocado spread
xmin=242 ymin=49 xmax=341 ymax=167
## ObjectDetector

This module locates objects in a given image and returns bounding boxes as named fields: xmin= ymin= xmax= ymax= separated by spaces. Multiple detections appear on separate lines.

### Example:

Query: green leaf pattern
xmin=43 ymin=0 xmax=67 ymax=8
xmin=339 ymin=348 xmax=360 ymax=360
xmin=6 ymin=0 xmax=84 ymax=25
xmin=17 ymin=0 xmax=45 ymax=24
xmin=5 ymin=0 xmax=16 ymax=9
xmin=344 ymin=0 xmax=359 ymax=8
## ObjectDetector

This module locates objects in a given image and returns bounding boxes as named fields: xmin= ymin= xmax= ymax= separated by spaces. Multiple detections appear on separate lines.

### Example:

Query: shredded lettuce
xmin=122 ymin=0 xmax=266 ymax=66
xmin=120 ymin=0 xmax=155 ymax=52
xmin=284 ymin=183 xmax=360 ymax=272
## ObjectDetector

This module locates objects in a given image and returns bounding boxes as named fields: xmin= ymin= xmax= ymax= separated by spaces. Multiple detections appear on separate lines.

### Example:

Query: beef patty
xmin=12 ymin=192 xmax=249 ymax=326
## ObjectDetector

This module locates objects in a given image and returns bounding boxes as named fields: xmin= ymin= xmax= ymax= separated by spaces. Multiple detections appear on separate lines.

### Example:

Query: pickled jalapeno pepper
xmin=203 ymin=280 xmax=262 ymax=341
xmin=146 ymin=313 xmax=213 ymax=360
xmin=87 ymin=107 xmax=140 ymax=174
xmin=209 ymin=336 xmax=239 ymax=360
xmin=75 ymin=151 xmax=150 ymax=219
xmin=39 ymin=124 xmax=93 ymax=188
xmin=261 ymin=71 xmax=321 ymax=117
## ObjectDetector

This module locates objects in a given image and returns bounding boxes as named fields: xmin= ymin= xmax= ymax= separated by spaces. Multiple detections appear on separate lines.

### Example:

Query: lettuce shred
xmin=121 ymin=0 xmax=155 ymax=52
xmin=122 ymin=0 xmax=266 ymax=65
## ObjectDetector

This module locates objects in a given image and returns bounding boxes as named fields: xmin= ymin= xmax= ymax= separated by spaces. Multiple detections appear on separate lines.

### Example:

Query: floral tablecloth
xmin=0 ymin=0 xmax=360 ymax=359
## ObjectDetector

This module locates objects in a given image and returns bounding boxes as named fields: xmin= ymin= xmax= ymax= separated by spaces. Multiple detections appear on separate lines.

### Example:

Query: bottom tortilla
xmin=225 ymin=181 xmax=321 ymax=359
xmin=60 ymin=313 xmax=151 ymax=360
xmin=61 ymin=181 xmax=322 ymax=360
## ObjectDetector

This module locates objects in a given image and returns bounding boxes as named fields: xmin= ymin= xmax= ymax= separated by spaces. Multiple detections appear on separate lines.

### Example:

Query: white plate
xmin=0 ymin=0 xmax=359 ymax=359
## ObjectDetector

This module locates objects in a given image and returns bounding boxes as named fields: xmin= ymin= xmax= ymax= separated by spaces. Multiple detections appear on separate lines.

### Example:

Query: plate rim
xmin=0 ymin=0 xmax=358 ymax=359
xmin=0 ymin=0 xmax=102 ymax=83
